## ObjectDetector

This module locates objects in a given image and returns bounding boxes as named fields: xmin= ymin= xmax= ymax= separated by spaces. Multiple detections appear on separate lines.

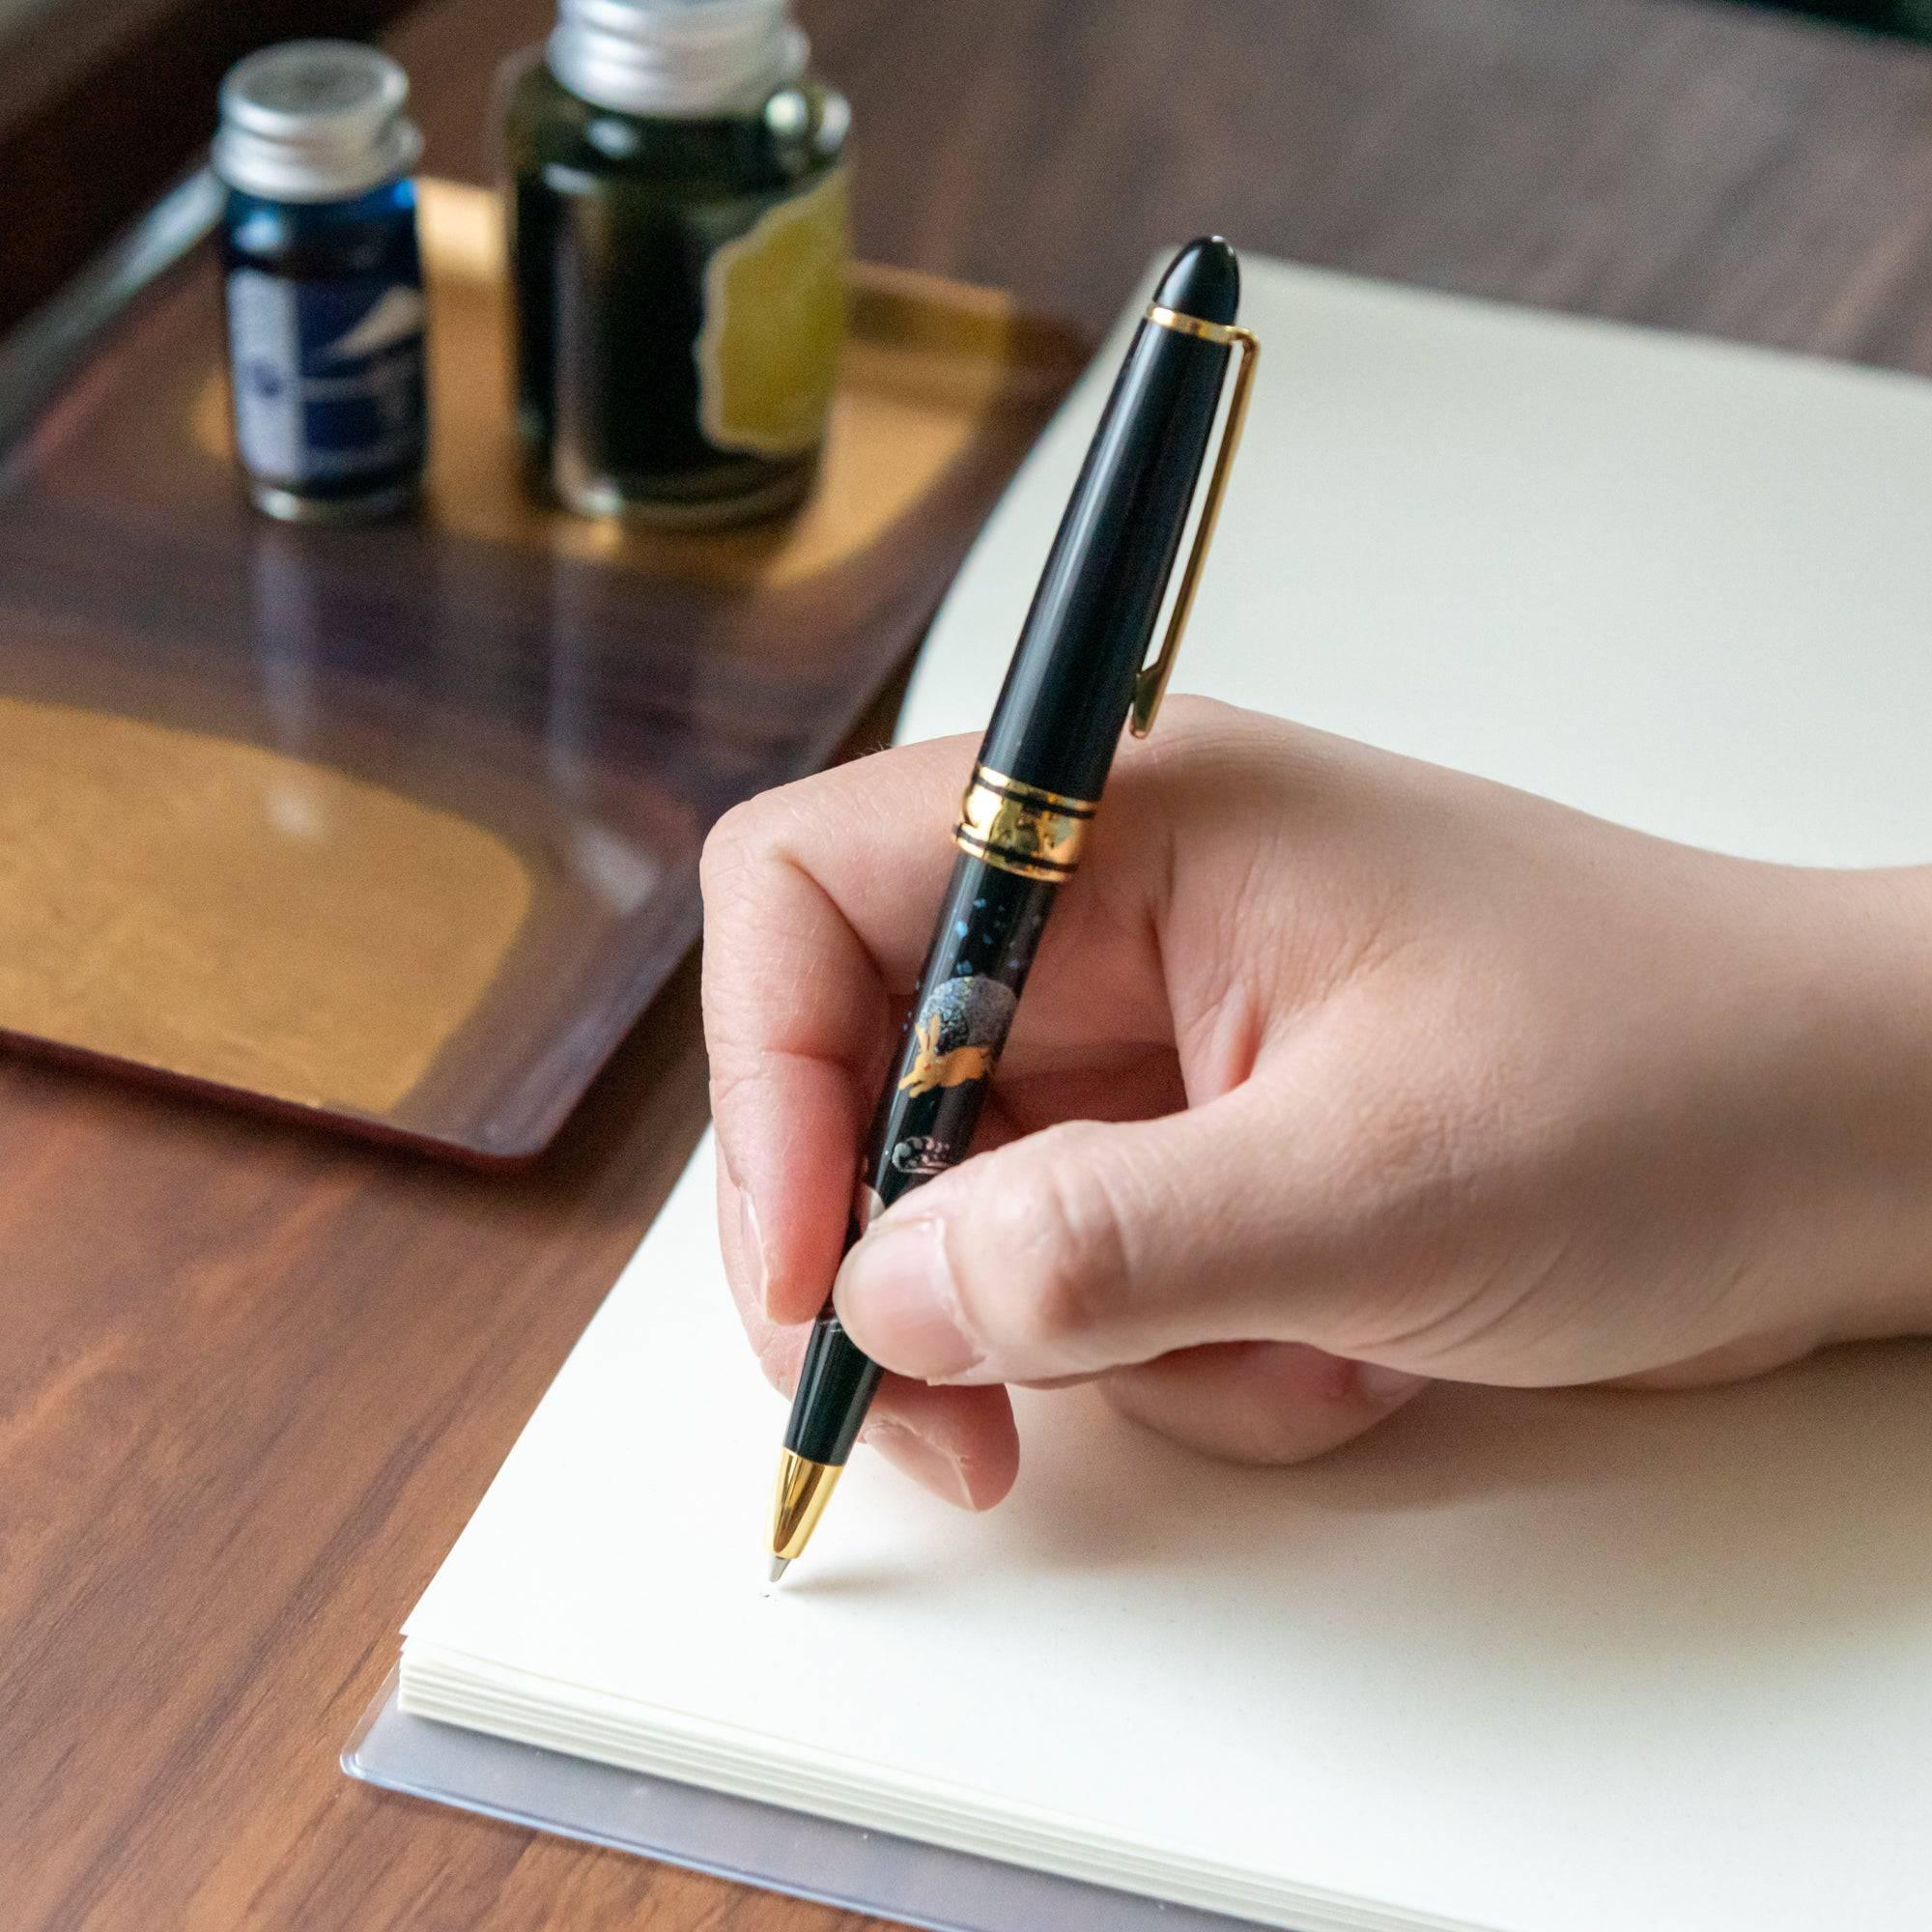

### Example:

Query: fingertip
xmin=833 ymin=1212 xmax=986 ymax=1382
xmin=867 ymin=1422 xmax=978 ymax=1509
xmin=756 ymin=1179 xmax=839 ymax=1323
xmin=1351 ymin=1361 xmax=1432 ymax=1405
xmin=734 ymin=1181 xmax=774 ymax=1318
xmin=750 ymin=1315 xmax=810 ymax=1400
xmin=1103 ymin=1342 xmax=1429 ymax=1466
xmin=865 ymin=1379 xmax=1018 ymax=1511
xmin=713 ymin=1054 xmax=867 ymax=1325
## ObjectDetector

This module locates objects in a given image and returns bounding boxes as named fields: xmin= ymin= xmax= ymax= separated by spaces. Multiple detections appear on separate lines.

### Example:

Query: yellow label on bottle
xmin=696 ymin=166 xmax=849 ymax=458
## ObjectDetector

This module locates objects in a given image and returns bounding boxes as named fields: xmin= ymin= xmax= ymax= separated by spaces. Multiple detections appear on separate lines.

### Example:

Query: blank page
xmin=406 ymin=255 xmax=1932 ymax=1930
xmin=405 ymin=1145 xmax=1932 ymax=1930
xmin=903 ymin=255 xmax=1932 ymax=866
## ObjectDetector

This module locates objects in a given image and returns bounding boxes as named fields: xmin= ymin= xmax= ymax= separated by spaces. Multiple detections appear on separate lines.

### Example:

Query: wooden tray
xmin=0 ymin=179 xmax=1087 ymax=1163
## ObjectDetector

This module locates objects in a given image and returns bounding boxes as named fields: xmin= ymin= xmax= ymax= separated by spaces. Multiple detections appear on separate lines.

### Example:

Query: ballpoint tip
xmin=769 ymin=1450 xmax=842 ymax=1574
xmin=767 ymin=1555 xmax=791 ymax=1586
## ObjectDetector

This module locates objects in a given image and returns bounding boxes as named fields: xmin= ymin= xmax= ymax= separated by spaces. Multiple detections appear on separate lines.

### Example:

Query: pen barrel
xmin=784 ymin=851 xmax=1058 ymax=1466
xmin=978 ymin=317 xmax=1231 ymax=803
xmin=780 ymin=238 xmax=1247 ymax=1526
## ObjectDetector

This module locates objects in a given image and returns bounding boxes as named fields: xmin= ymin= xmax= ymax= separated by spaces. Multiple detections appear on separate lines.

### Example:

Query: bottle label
xmin=226 ymin=270 xmax=427 ymax=486
xmin=695 ymin=165 xmax=849 ymax=458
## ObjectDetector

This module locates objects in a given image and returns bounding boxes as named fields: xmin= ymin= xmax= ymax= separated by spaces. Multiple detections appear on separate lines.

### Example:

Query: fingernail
xmin=1354 ymin=1362 xmax=1430 ymax=1403
xmin=833 ymin=1217 xmax=982 ymax=1381
xmin=739 ymin=1188 xmax=773 ymax=1317
xmin=867 ymin=1420 xmax=975 ymax=1509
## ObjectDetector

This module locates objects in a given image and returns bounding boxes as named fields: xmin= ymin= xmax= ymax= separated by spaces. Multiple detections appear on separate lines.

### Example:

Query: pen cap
xmin=978 ymin=239 xmax=1237 ymax=803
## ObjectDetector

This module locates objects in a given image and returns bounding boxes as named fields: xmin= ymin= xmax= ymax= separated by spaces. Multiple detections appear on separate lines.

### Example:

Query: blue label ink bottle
xmin=213 ymin=43 xmax=429 ymax=523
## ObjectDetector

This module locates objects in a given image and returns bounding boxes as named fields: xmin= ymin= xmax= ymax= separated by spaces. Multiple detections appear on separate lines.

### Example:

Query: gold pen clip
xmin=1129 ymin=307 xmax=1261 ymax=736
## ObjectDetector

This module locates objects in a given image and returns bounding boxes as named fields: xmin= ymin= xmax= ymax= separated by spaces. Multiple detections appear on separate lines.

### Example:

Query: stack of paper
xmin=401 ymin=253 xmax=1932 ymax=1930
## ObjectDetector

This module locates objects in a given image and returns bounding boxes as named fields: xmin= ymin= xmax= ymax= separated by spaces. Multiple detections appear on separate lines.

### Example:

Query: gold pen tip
xmin=769 ymin=1449 xmax=843 ymax=1567
xmin=767 ymin=1555 xmax=791 ymax=1586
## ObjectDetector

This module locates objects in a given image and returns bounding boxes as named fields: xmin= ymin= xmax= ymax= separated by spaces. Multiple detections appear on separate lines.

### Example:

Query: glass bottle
xmin=213 ymin=42 xmax=429 ymax=523
xmin=500 ymin=0 xmax=851 ymax=525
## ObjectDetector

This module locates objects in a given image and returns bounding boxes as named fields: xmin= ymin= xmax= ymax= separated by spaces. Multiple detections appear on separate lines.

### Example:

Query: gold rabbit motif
xmin=896 ymin=1011 xmax=998 ymax=1097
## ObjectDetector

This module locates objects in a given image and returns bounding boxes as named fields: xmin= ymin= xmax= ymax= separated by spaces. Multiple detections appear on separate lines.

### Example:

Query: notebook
xmin=398 ymin=254 xmax=1932 ymax=1931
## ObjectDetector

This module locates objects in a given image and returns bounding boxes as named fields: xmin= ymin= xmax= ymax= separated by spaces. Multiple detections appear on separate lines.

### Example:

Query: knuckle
xmin=698 ymin=795 xmax=772 ymax=900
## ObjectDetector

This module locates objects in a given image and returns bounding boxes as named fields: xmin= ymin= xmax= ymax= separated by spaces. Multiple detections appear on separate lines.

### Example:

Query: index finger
xmin=700 ymin=733 xmax=973 ymax=1324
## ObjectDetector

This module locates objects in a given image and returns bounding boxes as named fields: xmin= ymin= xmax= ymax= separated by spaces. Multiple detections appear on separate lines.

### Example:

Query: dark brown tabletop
xmin=6 ymin=1 xmax=1932 ymax=1927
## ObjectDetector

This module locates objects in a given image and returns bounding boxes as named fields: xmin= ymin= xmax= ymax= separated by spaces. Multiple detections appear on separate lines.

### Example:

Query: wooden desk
xmin=5 ymin=2 xmax=1930 ymax=1926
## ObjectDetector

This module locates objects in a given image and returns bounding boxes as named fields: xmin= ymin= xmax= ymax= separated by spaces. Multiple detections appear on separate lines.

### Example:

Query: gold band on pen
xmin=1144 ymin=302 xmax=1245 ymax=345
xmin=953 ymin=764 xmax=1097 ymax=881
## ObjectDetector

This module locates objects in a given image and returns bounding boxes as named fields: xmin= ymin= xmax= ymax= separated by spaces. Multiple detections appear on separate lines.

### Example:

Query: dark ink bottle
xmin=499 ymin=0 xmax=851 ymax=525
xmin=214 ymin=43 xmax=429 ymax=523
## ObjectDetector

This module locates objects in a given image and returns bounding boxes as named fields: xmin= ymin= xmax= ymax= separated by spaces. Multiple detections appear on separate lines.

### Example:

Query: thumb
xmin=833 ymin=1092 xmax=1321 ymax=1385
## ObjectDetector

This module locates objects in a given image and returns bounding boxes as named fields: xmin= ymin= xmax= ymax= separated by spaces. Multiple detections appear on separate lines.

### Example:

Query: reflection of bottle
xmin=244 ymin=525 xmax=332 ymax=843
xmin=214 ymin=43 xmax=429 ymax=524
xmin=500 ymin=0 xmax=850 ymax=526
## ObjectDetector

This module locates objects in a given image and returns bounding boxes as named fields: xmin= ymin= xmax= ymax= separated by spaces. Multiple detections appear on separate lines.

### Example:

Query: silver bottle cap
xmin=213 ymin=42 xmax=423 ymax=203
xmin=548 ymin=0 xmax=807 ymax=118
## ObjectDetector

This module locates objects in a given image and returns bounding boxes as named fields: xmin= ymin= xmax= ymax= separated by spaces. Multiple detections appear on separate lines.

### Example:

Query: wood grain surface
xmin=5 ymin=0 xmax=1932 ymax=1927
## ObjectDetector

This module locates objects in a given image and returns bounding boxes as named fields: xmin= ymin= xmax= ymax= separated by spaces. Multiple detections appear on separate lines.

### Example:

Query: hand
xmin=700 ymin=697 xmax=1932 ymax=1509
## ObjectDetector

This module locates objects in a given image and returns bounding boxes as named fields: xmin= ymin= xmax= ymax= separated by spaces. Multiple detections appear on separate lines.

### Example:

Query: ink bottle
xmin=214 ymin=43 xmax=429 ymax=523
xmin=500 ymin=0 xmax=850 ymax=524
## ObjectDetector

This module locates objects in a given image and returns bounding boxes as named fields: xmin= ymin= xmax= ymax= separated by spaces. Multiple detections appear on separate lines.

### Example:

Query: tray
xmin=0 ymin=179 xmax=1086 ymax=1162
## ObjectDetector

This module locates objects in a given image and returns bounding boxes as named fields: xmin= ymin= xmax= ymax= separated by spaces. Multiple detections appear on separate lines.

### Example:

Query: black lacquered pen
xmin=768 ymin=238 xmax=1259 ymax=1580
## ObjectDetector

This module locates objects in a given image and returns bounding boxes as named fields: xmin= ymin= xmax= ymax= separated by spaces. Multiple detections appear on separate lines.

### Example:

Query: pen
xmin=768 ymin=236 xmax=1259 ymax=1581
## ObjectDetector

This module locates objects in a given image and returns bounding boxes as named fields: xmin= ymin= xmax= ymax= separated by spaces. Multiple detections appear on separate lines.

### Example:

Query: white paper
xmin=405 ymin=1145 xmax=1932 ymax=1930
xmin=406 ymin=256 xmax=1932 ymax=1930
xmin=902 ymin=256 xmax=1932 ymax=867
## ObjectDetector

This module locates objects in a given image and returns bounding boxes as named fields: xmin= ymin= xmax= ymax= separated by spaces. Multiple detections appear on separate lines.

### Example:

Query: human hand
xmin=701 ymin=697 xmax=1932 ymax=1509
